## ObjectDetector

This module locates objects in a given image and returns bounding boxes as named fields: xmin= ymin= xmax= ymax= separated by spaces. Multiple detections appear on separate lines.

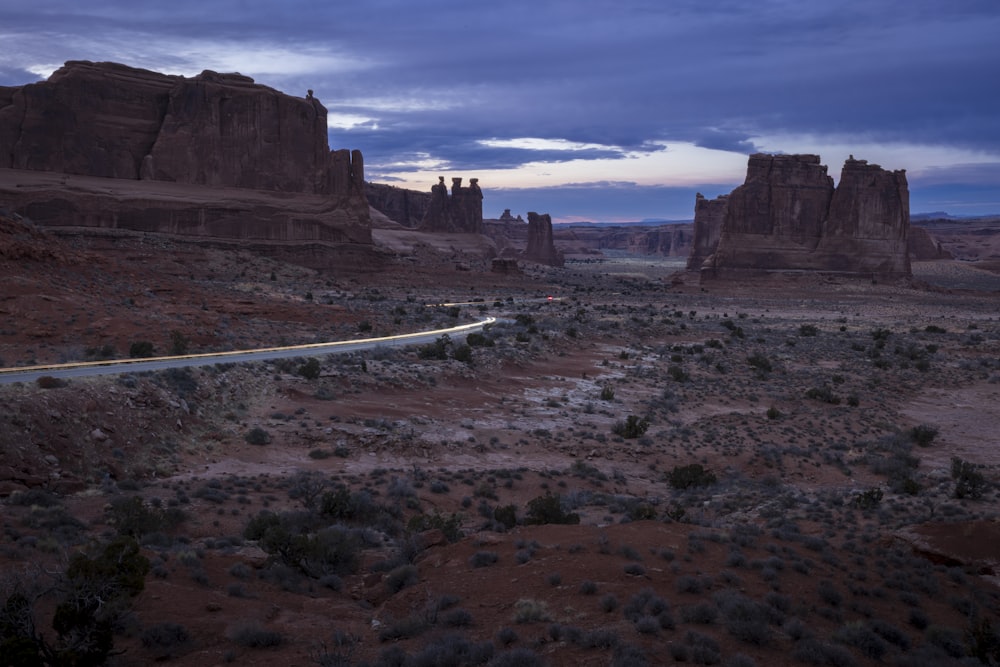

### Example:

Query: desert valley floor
xmin=1 ymin=224 xmax=999 ymax=666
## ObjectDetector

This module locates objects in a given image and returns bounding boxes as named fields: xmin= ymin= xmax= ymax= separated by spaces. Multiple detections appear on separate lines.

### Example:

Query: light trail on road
xmin=0 ymin=317 xmax=495 ymax=385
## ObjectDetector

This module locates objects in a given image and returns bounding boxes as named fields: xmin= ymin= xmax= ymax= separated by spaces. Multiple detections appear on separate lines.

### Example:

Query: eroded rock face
xmin=525 ymin=212 xmax=564 ymax=267
xmin=366 ymin=182 xmax=432 ymax=227
xmin=703 ymin=154 xmax=911 ymax=280
xmin=0 ymin=61 xmax=374 ymax=270
xmin=687 ymin=194 xmax=728 ymax=270
xmin=1 ymin=61 xmax=336 ymax=193
xmin=418 ymin=177 xmax=484 ymax=233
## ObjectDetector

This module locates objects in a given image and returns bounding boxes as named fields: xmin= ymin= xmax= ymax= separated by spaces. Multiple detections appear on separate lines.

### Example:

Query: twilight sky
xmin=2 ymin=1 xmax=999 ymax=221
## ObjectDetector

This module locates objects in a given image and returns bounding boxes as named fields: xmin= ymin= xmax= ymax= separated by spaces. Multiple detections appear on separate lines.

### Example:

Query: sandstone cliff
xmin=702 ymin=154 xmax=911 ymax=280
xmin=0 ymin=61 xmax=373 ymax=270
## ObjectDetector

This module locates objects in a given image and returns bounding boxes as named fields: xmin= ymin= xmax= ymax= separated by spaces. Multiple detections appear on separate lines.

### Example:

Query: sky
xmin=2 ymin=1 xmax=999 ymax=222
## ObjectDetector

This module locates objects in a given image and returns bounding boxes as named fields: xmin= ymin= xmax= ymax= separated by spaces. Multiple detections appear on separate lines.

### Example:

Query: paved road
xmin=0 ymin=317 xmax=495 ymax=385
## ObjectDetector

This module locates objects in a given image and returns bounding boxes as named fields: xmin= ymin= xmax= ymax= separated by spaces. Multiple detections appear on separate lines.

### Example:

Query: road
xmin=0 ymin=317 xmax=495 ymax=385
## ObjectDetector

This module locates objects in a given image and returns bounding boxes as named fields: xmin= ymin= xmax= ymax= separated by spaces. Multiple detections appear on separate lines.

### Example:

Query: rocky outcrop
xmin=418 ymin=177 xmax=483 ymax=233
xmin=0 ymin=61 xmax=374 ymax=270
xmin=366 ymin=182 xmax=432 ymax=228
xmin=525 ymin=212 xmax=564 ymax=267
xmin=702 ymin=154 xmax=911 ymax=280
xmin=687 ymin=194 xmax=728 ymax=270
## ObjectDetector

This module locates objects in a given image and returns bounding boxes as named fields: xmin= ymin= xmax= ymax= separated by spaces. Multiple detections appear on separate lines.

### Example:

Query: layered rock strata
xmin=0 ymin=61 xmax=373 ymax=270
xmin=701 ymin=154 xmax=910 ymax=280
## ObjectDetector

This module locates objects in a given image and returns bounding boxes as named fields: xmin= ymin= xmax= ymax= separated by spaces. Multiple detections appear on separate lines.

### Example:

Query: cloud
xmin=1 ymin=0 xmax=998 ymax=217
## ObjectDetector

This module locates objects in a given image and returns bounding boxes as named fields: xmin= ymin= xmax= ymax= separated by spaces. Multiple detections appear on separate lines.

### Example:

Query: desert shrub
xmin=488 ymin=647 xmax=545 ymax=667
xmin=407 ymin=511 xmax=464 ymax=543
xmin=384 ymin=564 xmax=418 ymax=594
xmin=601 ymin=594 xmax=619 ymax=613
xmin=513 ymin=598 xmax=551 ymax=624
xmin=714 ymin=590 xmax=772 ymax=646
xmin=418 ymin=335 xmax=450 ymax=360
xmin=524 ymin=492 xmax=580 ymax=525
xmin=868 ymin=619 xmax=910 ymax=650
xmin=833 ymin=621 xmax=888 ymax=660
xmin=106 ymin=496 xmax=183 ymax=538
xmin=493 ymin=504 xmax=518 ymax=529
xmin=951 ymin=457 xmax=987 ymax=499
xmin=600 ymin=384 xmax=616 ymax=401
xmin=805 ymin=385 xmax=840 ymax=404
xmin=465 ymin=332 xmax=494 ymax=347
xmin=683 ymin=630 xmax=721 ymax=665
xmin=141 ymin=622 xmax=193 ymax=659
xmin=168 ymin=329 xmax=189 ymax=355
xmin=908 ymin=424 xmax=938 ymax=447
xmin=7 ymin=489 xmax=62 ymax=507
xmin=925 ymin=625 xmax=966 ymax=658
xmin=851 ymin=488 xmax=884 ymax=510
xmin=496 ymin=626 xmax=518 ymax=646
xmin=681 ymin=601 xmax=718 ymax=624
xmin=229 ymin=621 xmax=283 ymax=648
xmin=799 ymin=324 xmax=818 ymax=336
xmin=35 ymin=375 xmax=67 ymax=389
xmin=297 ymin=357 xmax=321 ymax=380
xmin=442 ymin=608 xmax=474 ymax=627
xmin=747 ymin=352 xmax=773 ymax=374
xmin=451 ymin=344 xmax=474 ymax=364
xmin=667 ymin=365 xmax=689 ymax=382
xmin=612 ymin=415 xmax=650 ymax=439
xmin=668 ymin=464 xmax=717 ymax=490
xmin=766 ymin=406 xmax=781 ymax=420
xmin=244 ymin=512 xmax=360 ymax=578
xmin=129 ymin=340 xmax=155 ymax=358
xmin=469 ymin=551 xmax=499 ymax=568
xmin=244 ymin=427 xmax=271 ymax=445
xmin=791 ymin=639 xmax=858 ymax=667
xmin=818 ymin=580 xmax=843 ymax=607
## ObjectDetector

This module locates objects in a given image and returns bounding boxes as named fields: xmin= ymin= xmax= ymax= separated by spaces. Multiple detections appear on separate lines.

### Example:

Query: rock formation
xmin=0 ymin=61 xmax=373 ymax=270
xmin=366 ymin=182 xmax=432 ymax=228
xmin=498 ymin=209 xmax=523 ymax=223
xmin=418 ymin=177 xmax=483 ymax=233
xmin=701 ymin=154 xmax=910 ymax=280
xmin=687 ymin=193 xmax=728 ymax=270
xmin=908 ymin=226 xmax=953 ymax=260
xmin=525 ymin=212 xmax=564 ymax=267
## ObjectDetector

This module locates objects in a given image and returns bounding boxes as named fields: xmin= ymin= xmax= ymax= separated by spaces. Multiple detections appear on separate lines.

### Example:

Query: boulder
xmin=702 ymin=154 xmax=911 ymax=281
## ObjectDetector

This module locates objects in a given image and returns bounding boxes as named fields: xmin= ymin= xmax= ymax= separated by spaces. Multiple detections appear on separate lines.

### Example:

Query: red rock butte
xmin=694 ymin=153 xmax=911 ymax=281
xmin=0 ymin=60 xmax=374 ymax=271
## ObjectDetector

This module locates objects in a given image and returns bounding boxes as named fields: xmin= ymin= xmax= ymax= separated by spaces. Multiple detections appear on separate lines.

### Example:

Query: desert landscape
xmin=1 ymin=61 xmax=1000 ymax=667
